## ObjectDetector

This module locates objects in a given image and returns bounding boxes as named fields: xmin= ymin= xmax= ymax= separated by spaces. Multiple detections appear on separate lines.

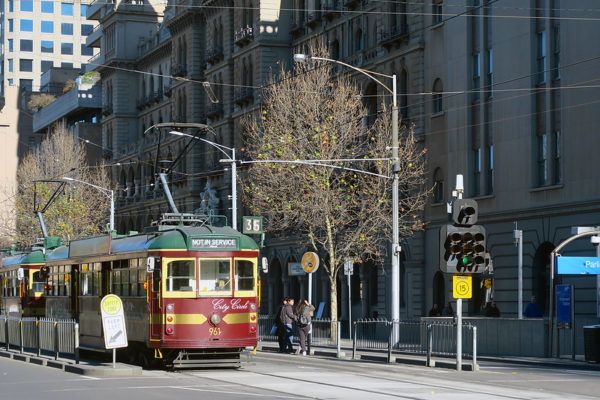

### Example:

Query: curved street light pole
xmin=62 ymin=177 xmax=114 ymax=232
xmin=170 ymin=131 xmax=237 ymax=230
xmin=294 ymin=54 xmax=401 ymax=327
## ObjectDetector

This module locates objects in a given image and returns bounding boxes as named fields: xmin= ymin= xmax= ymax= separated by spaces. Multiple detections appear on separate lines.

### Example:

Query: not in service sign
xmin=100 ymin=294 xmax=128 ymax=349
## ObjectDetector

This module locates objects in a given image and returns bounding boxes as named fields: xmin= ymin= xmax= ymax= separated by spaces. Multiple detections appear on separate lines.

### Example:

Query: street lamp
xmin=62 ymin=177 xmax=114 ymax=233
xmin=169 ymin=131 xmax=238 ymax=230
xmin=294 ymin=54 xmax=402 ymax=327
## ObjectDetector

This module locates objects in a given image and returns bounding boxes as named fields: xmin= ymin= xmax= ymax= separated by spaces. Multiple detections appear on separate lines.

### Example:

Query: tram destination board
xmin=189 ymin=237 xmax=239 ymax=250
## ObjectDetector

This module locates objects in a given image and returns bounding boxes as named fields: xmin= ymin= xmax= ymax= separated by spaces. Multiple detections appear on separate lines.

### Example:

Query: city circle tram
xmin=43 ymin=215 xmax=259 ymax=368
xmin=0 ymin=249 xmax=47 ymax=317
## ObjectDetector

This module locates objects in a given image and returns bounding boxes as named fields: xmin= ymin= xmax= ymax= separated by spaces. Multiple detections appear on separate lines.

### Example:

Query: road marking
xmin=172 ymin=386 xmax=308 ymax=399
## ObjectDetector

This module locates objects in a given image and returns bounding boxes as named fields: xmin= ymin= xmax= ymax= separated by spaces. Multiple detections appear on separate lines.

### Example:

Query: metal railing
xmin=0 ymin=315 xmax=79 ymax=363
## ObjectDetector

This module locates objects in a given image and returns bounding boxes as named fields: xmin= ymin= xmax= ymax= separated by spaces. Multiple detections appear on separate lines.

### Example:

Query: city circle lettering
xmin=191 ymin=238 xmax=237 ymax=249
xmin=212 ymin=298 xmax=251 ymax=312
xmin=101 ymin=295 xmax=122 ymax=315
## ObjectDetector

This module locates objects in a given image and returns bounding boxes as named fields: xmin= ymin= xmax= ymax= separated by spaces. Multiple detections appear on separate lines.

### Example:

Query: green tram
xmin=0 ymin=250 xmax=47 ymax=317
xmin=43 ymin=220 xmax=260 ymax=368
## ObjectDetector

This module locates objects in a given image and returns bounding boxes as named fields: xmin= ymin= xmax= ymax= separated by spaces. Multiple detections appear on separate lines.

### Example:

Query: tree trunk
xmin=329 ymin=277 xmax=338 ymax=341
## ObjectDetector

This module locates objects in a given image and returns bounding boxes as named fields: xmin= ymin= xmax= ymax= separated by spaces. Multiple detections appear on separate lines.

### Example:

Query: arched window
xmin=433 ymin=168 xmax=444 ymax=203
xmin=433 ymin=271 xmax=445 ymax=309
xmin=355 ymin=29 xmax=363 ymax=52
xmin=433 ymin=78 xmax=443 ymax=113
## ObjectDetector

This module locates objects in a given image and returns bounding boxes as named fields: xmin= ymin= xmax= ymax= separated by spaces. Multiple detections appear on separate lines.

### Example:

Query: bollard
xmin=387 ymin=321 xmax=393 ymax=363
xmin=426 ymin=324 xmax=433 ymax=367
xmin=54 ymin=322 xmax=59 ymax=360
xmin=352 ymin=322 xmax=357 ymax=360
xmin=37 ymin=319 xmax=41 ymax=357
xmin=336 ymin=321 xmax=341 ymax=358
xmin=19 ymin=319 xmax=24 ymax=354
xmin=472 ymin=326 xmax=477 ymax=371
xmin=74 ymin=323 xmax=80 ymax=364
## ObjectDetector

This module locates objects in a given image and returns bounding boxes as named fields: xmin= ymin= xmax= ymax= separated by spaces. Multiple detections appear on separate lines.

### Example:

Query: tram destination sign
xmin=557 ymin=256 xmax=600 ymax=275
xmin=189 ymin=237 xmax=239 ymax=250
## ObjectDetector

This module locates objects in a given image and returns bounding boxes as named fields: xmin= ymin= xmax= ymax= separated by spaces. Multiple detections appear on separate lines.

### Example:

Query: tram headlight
xmin=166 ymin=303 xmax=175 ymax=312
xmin=210 ymin=313 xmax=222 ymax=326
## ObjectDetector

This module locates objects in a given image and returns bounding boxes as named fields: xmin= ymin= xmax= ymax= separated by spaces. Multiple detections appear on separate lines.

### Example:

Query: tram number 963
xmin=209 ymin=327 xmax=222 ymax=336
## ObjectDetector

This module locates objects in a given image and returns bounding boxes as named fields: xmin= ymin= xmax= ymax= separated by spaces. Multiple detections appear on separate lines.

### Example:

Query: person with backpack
xmin=296 ymin=299 xmax=315 ymax=356
xmin=274 ymin=298 xmax=287 ymax=353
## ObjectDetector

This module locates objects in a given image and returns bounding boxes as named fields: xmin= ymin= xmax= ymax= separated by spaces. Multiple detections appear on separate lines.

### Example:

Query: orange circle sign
xmin=301 ymin=252 xmax=320 ymax=273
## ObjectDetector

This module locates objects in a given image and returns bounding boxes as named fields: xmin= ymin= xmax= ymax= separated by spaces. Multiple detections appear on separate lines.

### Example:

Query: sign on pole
xmin=453 ymin=275 xmax=472 ymax=299
xmin=100 ymin=294 xmax=128 ymax=349
xmin=242 ymin=216 xmax=263 ymax=234
xmin=301 ymin=252 xmax=319 ymax=273
xmin=556 ymin=284 xmax=573 ymax=327
xmin=288 ymin=262 xmax=306 ymax=276
xmin=557 ymin=257 xmax=600 ymax=275
xmin=343 ymin=259 xmax=353 ymax=276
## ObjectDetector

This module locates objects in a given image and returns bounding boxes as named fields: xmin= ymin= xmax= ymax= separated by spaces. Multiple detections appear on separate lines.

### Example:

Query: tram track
xmin=173 ymin=352 xmax=595 ymax=400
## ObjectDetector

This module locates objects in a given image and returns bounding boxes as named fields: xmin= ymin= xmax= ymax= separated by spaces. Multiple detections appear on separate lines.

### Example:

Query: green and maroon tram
xmin=0 ymin=250 xmax=46 ymax=317
xmin=44 ymin=220 xmax=260 ymax=368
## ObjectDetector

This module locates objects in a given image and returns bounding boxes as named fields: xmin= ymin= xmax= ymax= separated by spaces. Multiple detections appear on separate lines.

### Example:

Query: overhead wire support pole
xmin=61 ymin=177 xmax=114 ymax=232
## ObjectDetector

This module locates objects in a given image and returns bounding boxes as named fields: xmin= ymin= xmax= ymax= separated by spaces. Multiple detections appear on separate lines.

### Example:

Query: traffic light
xmin=440 ymin=199 xmax=487 ymax=273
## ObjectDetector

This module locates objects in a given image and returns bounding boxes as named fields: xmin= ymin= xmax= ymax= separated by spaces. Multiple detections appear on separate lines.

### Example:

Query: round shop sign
xmin=301 ymin=252 xmax=320 ymax=274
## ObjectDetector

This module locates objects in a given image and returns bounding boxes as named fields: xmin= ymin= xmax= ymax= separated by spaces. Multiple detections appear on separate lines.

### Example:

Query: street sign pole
xmin=344 ymin=259 xmax=353 ymax=340
xmin=514 ymin=227 xmax=523 ymax=319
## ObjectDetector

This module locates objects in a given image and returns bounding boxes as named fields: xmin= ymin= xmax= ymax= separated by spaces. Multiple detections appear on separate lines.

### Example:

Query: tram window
xmin=112 ymin=270 xmax=121 ymax=295
xmin=166 ymin=260 xmax=196 ymax=292
xmin=199 ymin=259 xmax=231 ymax=293
xmin=121 ymin=269 xmax=130 ymax=296
xmin=137 ymin=269 xmax=147 ymax=296
xmin=235 ymin=260 xmax=255 ymax=291
xmin=152 ymin=269 xmax=161 ymax=292
xmin=80 ymin=273 xmax=90 ymax=296
xmin=31 ymin=271 xmax=44 ymax=293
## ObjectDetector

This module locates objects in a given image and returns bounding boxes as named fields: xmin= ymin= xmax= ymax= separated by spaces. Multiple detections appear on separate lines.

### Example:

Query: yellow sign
xmin=100 ymin=294 xmax=123 ymax=315
xmin=453 ymin=275 xmax=472 ymax=299
xmin=301 ymin=252 xmax=320 ymax=274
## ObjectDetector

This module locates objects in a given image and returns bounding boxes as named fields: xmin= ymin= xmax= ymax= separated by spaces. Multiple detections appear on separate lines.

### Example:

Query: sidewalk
xmin=257 ymin=340 xmax=600 ymax=372
xmin=0 ymin=349 xmax=142 ymax=377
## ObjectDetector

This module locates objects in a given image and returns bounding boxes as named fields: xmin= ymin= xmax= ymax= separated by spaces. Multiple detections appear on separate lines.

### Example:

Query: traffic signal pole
xmin=455 ymin=176 xmax=463 ymax=372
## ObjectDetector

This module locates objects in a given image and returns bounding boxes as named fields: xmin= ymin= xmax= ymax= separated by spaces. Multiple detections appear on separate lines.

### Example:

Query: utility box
xmin=583 ymin=325 xmax=600 ymax=362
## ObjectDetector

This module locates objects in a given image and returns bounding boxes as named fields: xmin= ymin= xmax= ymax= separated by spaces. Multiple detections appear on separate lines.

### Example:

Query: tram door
xmin=149 ymin=268 xmax=162 ymax=339
xmin=70 ymin=265 xmax=79 ymax=319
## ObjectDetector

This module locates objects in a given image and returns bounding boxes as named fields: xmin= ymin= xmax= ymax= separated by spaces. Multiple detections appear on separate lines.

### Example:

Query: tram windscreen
xmin=235 ymin=260 xmax=254 ymax=291
xmin=31 ymin=271 xmax=45 ymax=294
xmin=199 ymin=259 xmax=231 ymax=293
xmin=166 ymin=260 xmax=196 ymax=292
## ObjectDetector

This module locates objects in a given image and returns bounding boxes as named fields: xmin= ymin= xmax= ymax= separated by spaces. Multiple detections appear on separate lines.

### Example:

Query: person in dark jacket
xmin=428 ymin=303 xmax=441 ymax=317
xmin=296 ymin=299 xmax=315 ymax=356
xmin=281 ymin=298 xmax=297 ymax=353
xmin=275 ymin=298 xmax=287 ymax=353
xmin=484 ymin=301 xmax=501 ymax=317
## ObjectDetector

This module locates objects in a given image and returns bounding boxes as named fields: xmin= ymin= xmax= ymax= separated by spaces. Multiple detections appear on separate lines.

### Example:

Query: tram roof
xmin=1 ymin=250 xmax=46 ymax=268
xmin=46 ymin=225 xmax=259 ymax=262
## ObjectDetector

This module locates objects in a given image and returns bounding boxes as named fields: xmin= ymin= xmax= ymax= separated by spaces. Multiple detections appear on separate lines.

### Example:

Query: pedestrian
xmin=428 ymin=303 xmax=441 ymax=317
xmin=441 ymin=303 xmax=454 ymax=317
xmin=524 ymin=296 xmax=543 ymax=318
xmin=282 ymin=297 xmax=297 ymax=353
xmin=484 ymin=301 xmax=501 ymax=318
xmin=275 ymin=298 xmax=287 ymax=353
xmin=295 ymin=299 xmax=315 ymax=356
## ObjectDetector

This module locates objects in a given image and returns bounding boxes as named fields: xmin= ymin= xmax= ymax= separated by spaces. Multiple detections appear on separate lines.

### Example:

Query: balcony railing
xmin=207 ymin=103 xmax=224 ymax=119
xmin=234 ymin=26 xmax=254 ymax=46
xmin=172 ymin=64 xmax=187 ymax=77
xmin=205 ymin=46 xmax=224 ymax=65
xmin=234 ymin=88 xmax=254 ymax=106
xmin=378 ymin=24 xmax=409 ymax=47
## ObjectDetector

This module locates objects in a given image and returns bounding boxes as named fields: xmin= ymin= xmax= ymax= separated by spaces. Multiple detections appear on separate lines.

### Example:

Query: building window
xmin=41 ymin=21 xmax=54 ymax=33
xmin=8 ymin=0 xmax=13 ymax=12
xmin=354 ymin=29 xmax=363 ymax=52
xmin=20 ymin=0 xmax=33 ymax=12
xmin=432 ymin=78 xmax=443 ymax=114
xmin=8 ymin=19 xmax=13 ymax=32
xmin=472 ymin=147 xmax=482 ymax=196
xmin=61 ymin=43 xmax=73 ymax=55
xmin=41 ymin=40 xmax=54 ymax=53
xmin=8 ymin=79 xmax=14 ymax=86
xmin=8 ymin=59 xmax=13 ymax=73
xmin=61 ymin=23 xmax=73 ymax=35
xmin=80 ymin=4 xmax=88 ymax=17
xmin=20 ymin=39 xmax=33 ymax=52
xmin=8 ymin=39 xmax=13 ymax=52
xmin=553 ymin=131 xmax=561 ymax=184
xmin=19 ymin=79 xmax=33 ymax=91
xmin=81 ymin=44 xmax=93 ymax=56
xmin=472 ymin=52 xmax=481 ymax=101
xmin=41 ymin=1 xmax=53 ymax=13
xmin=19 ymin=59 xmax=33 ymax=72
xmin=485 ymin=144 xmax=494 ymax=195
xmin=433 ymin=168 xmax=444 ymax=203
xmin=486 ymin=48 xmax=493 ymax=97
xmin=61 ymin=62 xmax=73 ymax=69
xmin=537 ymin=31 xmax=547 ymax=84
xmin=433 ymin=0 xmax=443 ymax=24
xmin=61 ymin=2 xmax=74 ymax=16
xmin=41 ymin=60 xmax=53 ymax=73
xmin=537 ymin=133 xmax=548 ymax=186
xmin=552 ymin=26 xmax=560 ymax=80
xmin=20 ymin=19 xmax=34 ymax=32
xmin=81 ymin=24 xmax=93 ymax=36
